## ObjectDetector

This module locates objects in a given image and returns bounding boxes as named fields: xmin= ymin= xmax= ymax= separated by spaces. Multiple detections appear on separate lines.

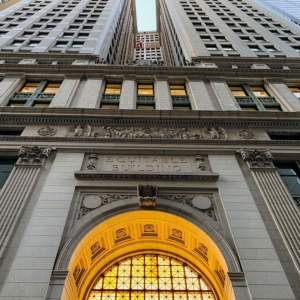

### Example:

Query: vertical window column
xmin=136 ymin=82 xmax=155 ymax=110
xmin=101 ymin=81 xmax=122 ymax=109
xmin=169 ymin=83 xmax=191 ymax=110
xmin=154 ymin=76 xmax=172 ymax=110
xmin=0 ymin=73 xmax=25 ymax=106
xmin=119 ymin=75 xmax=136 ymax=110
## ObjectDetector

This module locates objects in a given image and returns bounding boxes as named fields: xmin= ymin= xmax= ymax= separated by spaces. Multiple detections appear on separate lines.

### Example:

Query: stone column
xmin=0 ymin=73 xmax=26 ymax=106
xmin=0 ymin=146 xmax=53 ymax=258
xmin=155 ymin=76 xmax=172 ymax=110
xmin=264 ymin=78 xmax=300 ymax=112
xmin=119 ymin=75 xmax=136 ymax=109
xmin=237 ymin=149 xmax=300 ymax=274
xmin=50 ymin=74 xmax=82 ymax=108
xmin=207 ymin=76 xmax=241 ymax=111
xmin=187 ymin=76 xmax=216 ymax=110
xmin=76 ymin=74 xmax=105 ymax=109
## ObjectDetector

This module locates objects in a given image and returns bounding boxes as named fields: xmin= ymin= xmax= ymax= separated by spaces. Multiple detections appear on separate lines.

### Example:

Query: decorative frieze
xmin=236 ymin=130 xmax=255 ymax=140
xmin=37 ymin=127 xmax=57 ymax=137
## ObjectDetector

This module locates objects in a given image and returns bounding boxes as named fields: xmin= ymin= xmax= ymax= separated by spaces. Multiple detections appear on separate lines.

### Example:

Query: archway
xmin=59 ymin=211 xmax=239 ymax=300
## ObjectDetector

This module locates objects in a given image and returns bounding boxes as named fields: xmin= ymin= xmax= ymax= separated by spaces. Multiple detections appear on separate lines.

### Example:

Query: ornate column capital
xmin=16 ymin=146 xmax=53 ymax=167
xmin=236 ymin=149 xmax=276 ymax=170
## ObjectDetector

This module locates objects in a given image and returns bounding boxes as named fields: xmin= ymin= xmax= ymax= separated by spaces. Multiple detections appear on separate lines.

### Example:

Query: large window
xmin=101 ymin=82 xmax=122 ymax=109
xmin=0 ymin=158 xmax=17 ymax=189
xmin=7 ymin=81 xmax=60 ymax=107
xmin=169 ymin=84 xmax=191 ymax=110
xmin=229 ymin=84 xmax=282 ymax=111
xmin=287 ymin=86 xmax=300 ymax=99
xmin=88 ymin=254 xmax=216 ymax=300
xmin=274 ymin=161 xmax=300 ymax=207
xmin=137 ymin=83 xmax=155 ymax=110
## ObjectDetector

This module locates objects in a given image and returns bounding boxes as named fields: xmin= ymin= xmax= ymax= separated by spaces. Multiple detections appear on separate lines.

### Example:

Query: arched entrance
xmin=58 ymin=211 xmax=240 ymax=300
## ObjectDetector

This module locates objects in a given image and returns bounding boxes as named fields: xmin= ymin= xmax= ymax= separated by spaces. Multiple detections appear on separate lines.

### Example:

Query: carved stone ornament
xmin=127 ymin=59 xmax=164 ymax=67
xmin=78 ymin=194 xmax=132 ymax=219
xmin=236 ymin=130 xmax=255 ymax=140
xmin=195 ymin=155 xmax=208 ymax=172
xmin=162 ymin=195 xmax=216 ymax=221
xmin=85 ymin=154 xmax=98 ymax=170
xmin=237 ymin=149 xmax=274 ymax=168
xmin=37 ymin=127 xmax=57 ymax=137
xmin=18 ymin=146 xmax=52 ymax=165
xmin=66 ymin=125 xmax=228 ymax=140
xmin=138 ymin=184 xmax=157 ymax=207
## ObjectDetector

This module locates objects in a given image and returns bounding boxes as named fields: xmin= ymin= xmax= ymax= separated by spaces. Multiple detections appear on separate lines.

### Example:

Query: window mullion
xmin=242 ymin=84 xmax=265 ymax=111
xmin=25 ymin=80 xmax=48 ymax=107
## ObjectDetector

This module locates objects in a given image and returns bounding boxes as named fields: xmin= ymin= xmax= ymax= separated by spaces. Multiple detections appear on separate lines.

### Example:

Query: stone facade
xmin=0 ymin=1 xmax=299 ymax=300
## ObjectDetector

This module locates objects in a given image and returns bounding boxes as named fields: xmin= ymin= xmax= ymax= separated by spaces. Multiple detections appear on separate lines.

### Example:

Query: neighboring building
xmin=251 ymin=0 xmax=300 ymax=26
xmin=0 ymin=1 xmax=299 ymax=300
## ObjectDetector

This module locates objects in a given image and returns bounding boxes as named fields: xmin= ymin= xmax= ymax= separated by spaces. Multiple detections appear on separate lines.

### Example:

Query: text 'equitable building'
xmin=0 ymin=0 xmax=300 ymax=300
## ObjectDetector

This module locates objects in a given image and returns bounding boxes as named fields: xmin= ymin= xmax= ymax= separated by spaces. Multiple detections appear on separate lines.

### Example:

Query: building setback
xmin=0 ymin=1 xmax=299 ymax=300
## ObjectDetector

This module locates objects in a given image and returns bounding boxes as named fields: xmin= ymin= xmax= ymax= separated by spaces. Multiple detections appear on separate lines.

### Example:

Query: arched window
xmin=88 ymin=254 xmax=216 ymax=300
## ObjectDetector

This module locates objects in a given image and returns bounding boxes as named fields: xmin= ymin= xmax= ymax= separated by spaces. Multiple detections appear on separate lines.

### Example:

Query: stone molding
xmin=206 ymin=76 xmax=227 ymax=82
xmin=5 ymin=72 xmax=26 ymax=79
xmin=186 ymin=75 xmax=205 ymax=82
xmin=123 ymin=74 xmax=137 ymax=80
xmin=85 ymin=73 xmax=106 ymax=80
xmin=64 ymin=74 xmax=84 ymax=79
xmin=155 ymin=75 xmax=169 ymax=81
xmin=74 ymin=171 xmax=219 ymax=181
xmin=264 ymin=77 xmax=285 ymax=84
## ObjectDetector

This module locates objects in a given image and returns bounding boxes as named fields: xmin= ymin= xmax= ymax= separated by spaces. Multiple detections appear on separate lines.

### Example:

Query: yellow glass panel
xmin=43 ymin=83 xmax=60 ymax=93
xmin=95 ymin=278 xmax=103 ymax=289
xmin=185 ymin=267 xmax=197 ymax=278
xmin=200 ymin=279 xmax=209 ymax=290
xmin=119 ymin=265 xmax=131 ymax=277
xmin=170 ymin=85 xmax=186 ymax=96
xmin=145 ymin=277 xmax=158 ymax=290
xmin=20 ymin=82 xmax=39 ymax=93
xmin=105 ymin=83 xmax=122 ymax=94
xmin=160 ymin=292 xmax=173 ymax=300
xmin=102 ymin=292 xmax=116 ymax=300
xmin=289 ymin=87 xmax=300 ymax=92
xmin=132 ymin=291 xmax=144 ymax=300
xmin=172 ymin=265 xmax=184 ymax=277
xmin=158 ymin=265 xmax=171 ymax=277
xmin=117 ymin=277 xmax=130 ymax=290
xmin=133 ymin=265 xmax=144 ymax=277
xmin=9 ymin=102 xmax=25 ymax=107
xmin=33 ymin=103 xmax=50 ymax=107
xmin=174 ymin=292 xmax=187 ymax=300
xmin=202 ymin=293 xmax=215 ymax=300
xmin=105 ymin=266 xmax=118 ymax=277
xmin=132 ymin=277 xmax=144 ymax=290
xmin=158 ymin=256 xmax=169 ymax=266
xmin=103 ymin=277 xmax=117 ymax=289
xmin=145 ymin=292 xmax=159 ymax=300
xmin=159 ymin=277 xmax=172 ymax=290
xmin=172 ymin=277 xmax=186 ymax=290
xmin=187 ymin=292 xmax=201 ymax=300
xmin=186 ymin=277 xmax=199 ymax=290
xmin=89 ymin=291 xmax=101 ymax=300
xmin=250 ymin=86 xmax=269 ymax=97
xmin=138 ymin=84 xmax=154 ymax=95
xmin=137 ymin=105 xmax=154 ymax=110
xmin=146 ymin=265 xmax=158 ymax=277
xmin=133 ymin=256 xmax=144 ymax=265
xmin=117 ymin=291 xmax=130 ymax=300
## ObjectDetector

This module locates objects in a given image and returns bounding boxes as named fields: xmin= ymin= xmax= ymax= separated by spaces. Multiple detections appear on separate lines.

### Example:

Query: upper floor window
xmin=101 ymin=82 xmax=122 ymax=109
xmin=288 ymin=86 xmax=300 ymax=99
xmin=229 ymin=84 xmax=282 ymax=111
xmin=170 ymin=84 xmax=191 ymax=110
xmin=0 ymin=157 xmax=18 ymax=189
xmin=137 ymin=83 xmax=155 ymax=110
xmin=7 ymin=81 xmax=60 ymax=107
xmin=274 ymin=161 xmax=300 ymax=208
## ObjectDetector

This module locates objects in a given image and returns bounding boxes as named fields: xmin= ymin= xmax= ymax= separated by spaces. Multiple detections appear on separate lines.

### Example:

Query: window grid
xmin=88 ymin=254 xmax=216 ymax=300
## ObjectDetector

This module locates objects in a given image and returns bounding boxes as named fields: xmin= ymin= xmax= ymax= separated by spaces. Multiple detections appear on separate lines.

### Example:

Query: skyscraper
xmin=0 ymin=1 xmax=299 ymax=300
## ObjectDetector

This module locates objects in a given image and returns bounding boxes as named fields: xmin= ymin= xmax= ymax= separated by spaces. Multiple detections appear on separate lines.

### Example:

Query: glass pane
xmin=20 ymin=82 xmax=39 ymax=93
xmin=9 ymin=102 xmax=26 ymax=107
xmin=170 ymin=85 xmax=186 ymax=96
xmin=43 ymin=83 xmax=60 ymax=93
xmin=264 ymin=107 xmax=281 ymax=111
xmin=138 ymin=84 xmax=154 ymax=95
xmin=250 ymin=86 xmax=269 ymax=97
xmin=229 ymin=86 xmax=247 ymax=97
xmin=33 ymin=103 xmax=50 ymax=107
xmin=241 ymin=107 xmax=258 ymax=111
xmin=105 ymin=83 xmax=122 ymax=94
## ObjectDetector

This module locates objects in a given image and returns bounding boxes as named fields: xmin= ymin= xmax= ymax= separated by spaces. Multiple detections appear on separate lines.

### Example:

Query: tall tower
xmin=0 ymin=1 xmax=299 ymax=300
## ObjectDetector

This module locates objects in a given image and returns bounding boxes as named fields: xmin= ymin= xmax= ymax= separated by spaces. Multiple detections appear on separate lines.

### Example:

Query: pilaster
xmin=50 ymin=74 xmax=83 ymax=108
xmin=0 ymin=73 xmax=26 ymax=106
xmin=264 ymin=78 xmax=300 ymax=112
xmin=155 ymin=76 xmax=172 ymax=110
xmin=119 ymin=75 xmax=136 ymax=110
xmin=237 ymin=149 xmax=300 ymax=274
xmin=0 ymin=146 xmax=53 ymax=258
xmin=207 ymin=76 xmax=241 ymax=111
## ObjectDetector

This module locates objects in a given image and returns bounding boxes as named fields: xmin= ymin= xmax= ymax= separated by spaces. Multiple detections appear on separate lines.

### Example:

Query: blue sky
xmin=135 ymin=0 xmax=157 ymax=32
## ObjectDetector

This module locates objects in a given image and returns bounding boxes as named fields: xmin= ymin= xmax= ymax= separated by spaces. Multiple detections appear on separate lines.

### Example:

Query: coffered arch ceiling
xmin=58 ymin=211 xmax=240 ymax=300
